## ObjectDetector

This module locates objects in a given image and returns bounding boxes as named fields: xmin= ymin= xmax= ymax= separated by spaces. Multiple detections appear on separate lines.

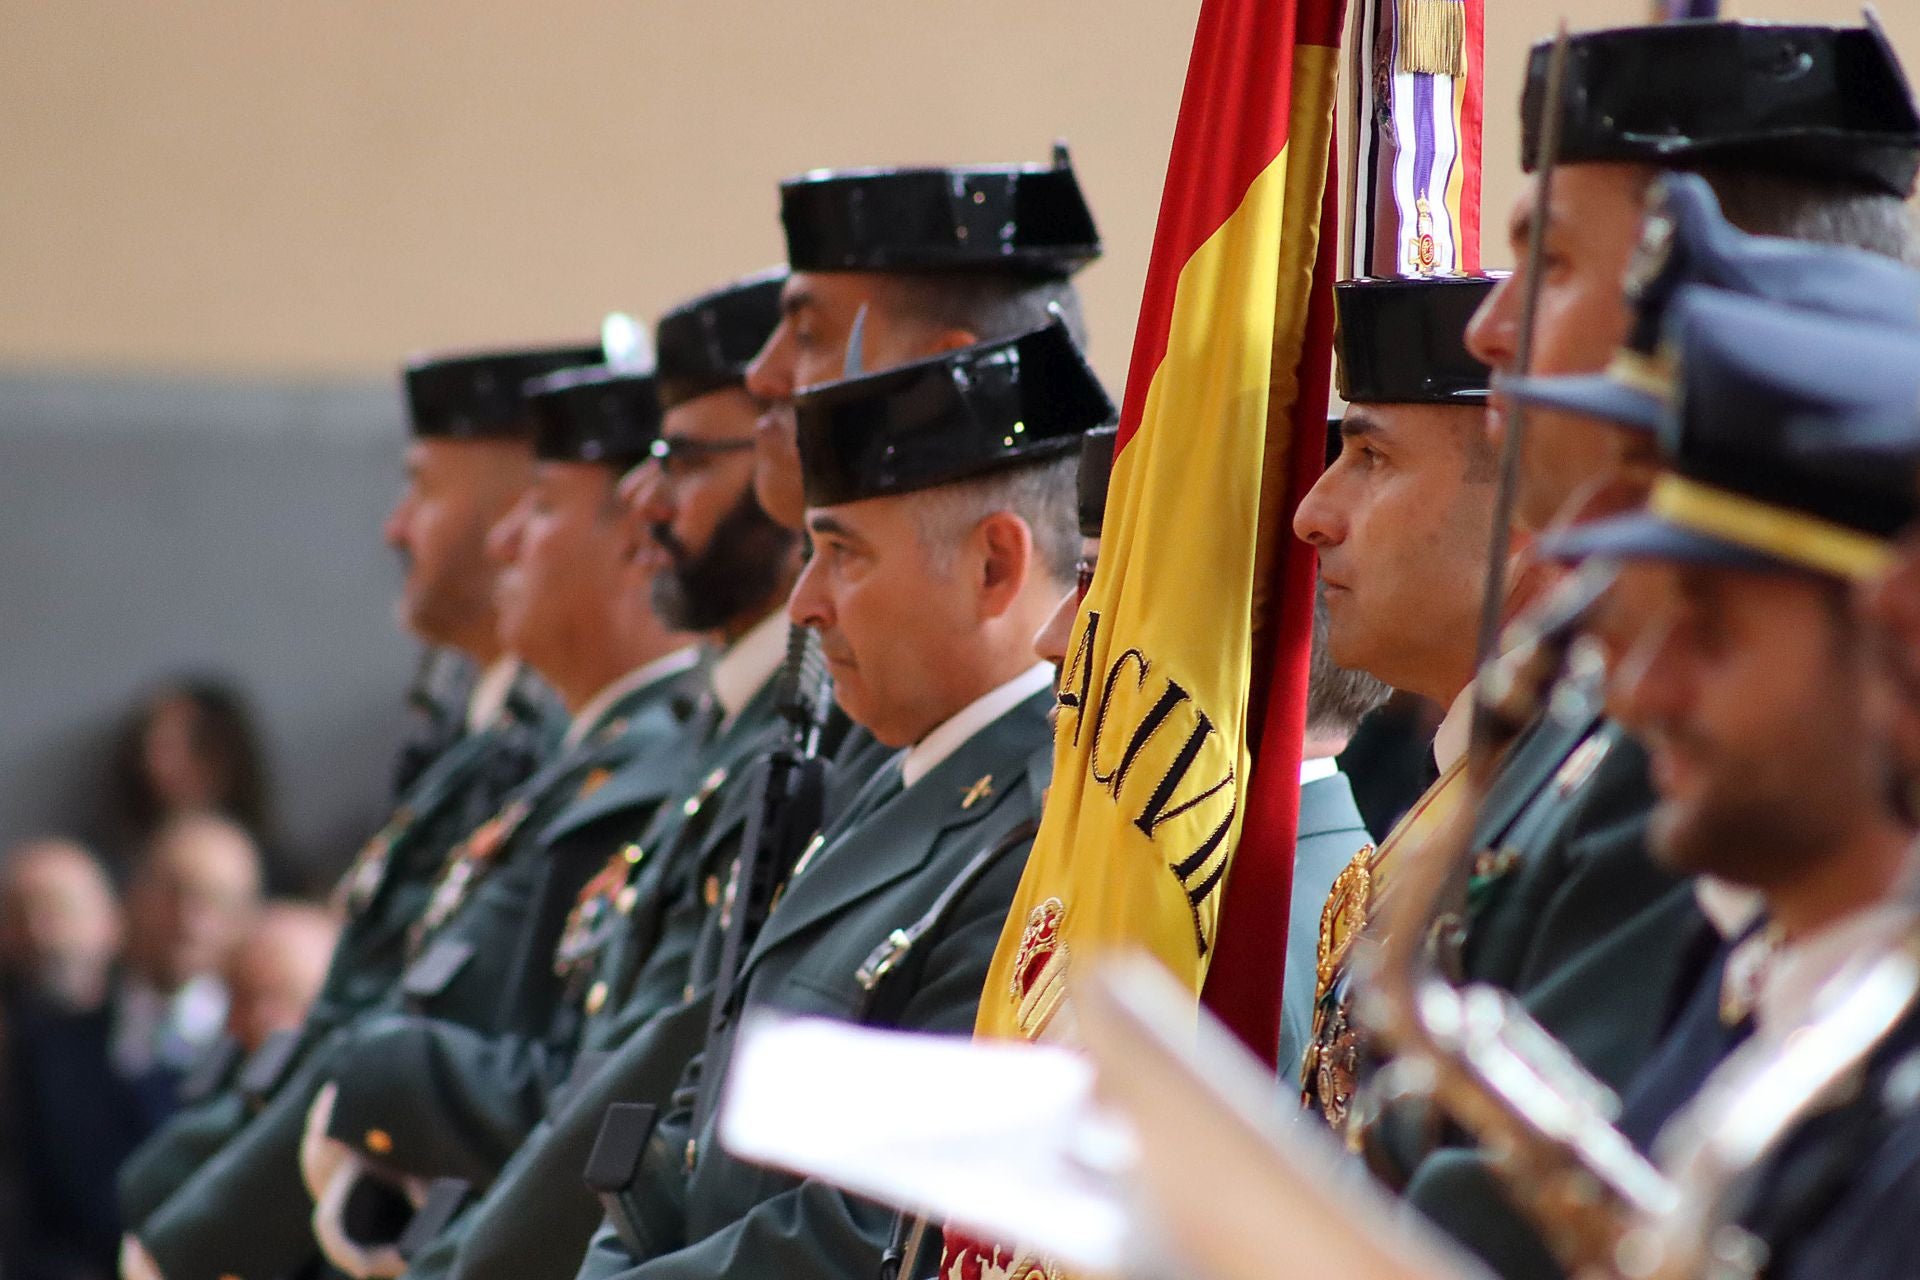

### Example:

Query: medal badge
xmin=412 ymin=798 xmax=529 ymax=948
xmin=339 ymin=808 xmax=410 ymax=916
xmin=555 ymin=849 xmax=633 ymax=980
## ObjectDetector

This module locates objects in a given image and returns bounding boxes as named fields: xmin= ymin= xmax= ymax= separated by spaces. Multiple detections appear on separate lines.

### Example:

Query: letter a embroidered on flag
xmin=975 ymin=0 xmax=1343 ymax=1057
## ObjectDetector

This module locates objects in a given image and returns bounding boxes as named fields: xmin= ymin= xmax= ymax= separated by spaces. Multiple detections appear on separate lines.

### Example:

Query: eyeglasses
xmin=648 ymin=434 xmax=756 ymax=478
xmin=1076 ymin=558 xmax=1098 ymax=603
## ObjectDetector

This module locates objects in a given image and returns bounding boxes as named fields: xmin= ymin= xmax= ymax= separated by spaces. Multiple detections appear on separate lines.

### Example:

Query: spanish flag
xmin=975 ymin=0 xmax=1343 ymax=1061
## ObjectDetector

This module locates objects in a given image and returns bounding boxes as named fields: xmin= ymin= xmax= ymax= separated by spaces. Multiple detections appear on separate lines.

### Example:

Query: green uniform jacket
xmin=1378 ymin=711 xmax=1706 ymax=1280
xmin=116 ymin=673 xmax=563 ymax=1230
xmin=132 ymin=671 xmax=692 ymax=1280
xmin=320 ymin=677 xmax=789 ymax=1190
xmin=575 ymin=688 xmax=1053 ymax=1280
xmin=402 ymin=725 xmax=893 ymax=1280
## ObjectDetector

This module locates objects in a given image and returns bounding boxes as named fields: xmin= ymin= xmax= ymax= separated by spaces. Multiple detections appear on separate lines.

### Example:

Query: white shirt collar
xmin=466 ymin=658 xmax=521 ymax=733
xmin=712 ymin=611 xmax=789 ymax=725
xmin=562 ymin=647 xmax=703 ymax=751
xmin=1431 ymin=681 xmax=1476 ymax=775
xmin=1695 ymin=877 xmax=1766 ymax=940
xmin=901 ymin=663 xmax=1056 ymax=789
xmin=1299 ymin=756 xmax=1340 ymax=786
xmin=1756 ymin=901 xmax=1918 ymax=1038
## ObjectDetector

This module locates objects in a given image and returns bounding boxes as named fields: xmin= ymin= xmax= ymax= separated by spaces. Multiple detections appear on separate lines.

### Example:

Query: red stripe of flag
xmin=1198 ymin=147 xmax=1342 ymax=1068
xmin=1115 ymin=0 xmax=1345 ymax=453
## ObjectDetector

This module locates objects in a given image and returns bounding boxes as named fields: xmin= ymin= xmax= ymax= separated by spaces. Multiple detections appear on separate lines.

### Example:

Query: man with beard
xmin=1388 ymin=24 xmax=1920 ymax=1270
xmin=1033 ymin=426 xmax=1382 ymax=1080
xmin=123 ymin=337 xmax=700 ymax=1280
xmin=1530 ymin=287 xmax=1920 ymax=1280
xmin=338 ymin=273 xmax=805 ymax=1280
xmin=573 ymin=317 xmax=1102 ymax=1280
xmin=115 ymin=343 xmax=583 ymax=1253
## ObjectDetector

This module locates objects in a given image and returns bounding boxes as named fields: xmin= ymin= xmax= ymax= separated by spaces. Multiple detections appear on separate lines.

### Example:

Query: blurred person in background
xmin=0 ymin=839 xmax=136 ymax=1280
xmin=115 ymin=814 xmax=263 ymax=1083
xmin=220 ymin=902 xmax=339 ymax=1056
xmin=106 ymin=680 xmax=285 ymax=891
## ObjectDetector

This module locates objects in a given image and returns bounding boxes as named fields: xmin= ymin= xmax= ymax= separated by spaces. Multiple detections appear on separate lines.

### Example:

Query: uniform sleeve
xmin=325 ymin=1013 xmax=559 ymax=1187
xmin=599 ymin=842 xmax=1033 ymax=1280
xmin=135 ymin=1034 xmax=345 ymax=1280
xmin=448 ymin=994 xmax=712 ymax=1280
xmin=117 ymin=1092 xmax=251 ymax=1231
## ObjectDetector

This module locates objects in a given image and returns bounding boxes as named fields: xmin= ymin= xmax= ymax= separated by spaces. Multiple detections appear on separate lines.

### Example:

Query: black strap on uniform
xmin=582 ymin=1102 xmax=664 ymax=1258
xmin=396 ymin=1178 xmax=471 ymax=1261
xmin=852 ymin=818 xmax=1041 ymax=1022
xmin=706 ymin=627 xmax=833 ymax=1037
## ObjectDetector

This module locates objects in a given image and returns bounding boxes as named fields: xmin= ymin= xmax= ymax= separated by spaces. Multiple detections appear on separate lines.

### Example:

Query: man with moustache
xmin=363 ymin=273 xmax=805 ymax=1280
xmin=116 ymin=344 xmax=582 ymax=1243
xmin=123 ymin=334 xmax=701 ymax=1280
xmin=1385 ymin=26 xmax=1920 ymax=1270
xmin=572 ymin=320 xmax=1104 ymax=1280
xmin=1033 ymin=426 xmax=1381 ymax=1079
xmin=743 ymin=147 xmax=1100 ymax=531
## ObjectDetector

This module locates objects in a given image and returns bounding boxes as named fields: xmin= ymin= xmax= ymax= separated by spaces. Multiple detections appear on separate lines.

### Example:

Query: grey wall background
xmin=0 ymin=372 xmax=420 ymax=888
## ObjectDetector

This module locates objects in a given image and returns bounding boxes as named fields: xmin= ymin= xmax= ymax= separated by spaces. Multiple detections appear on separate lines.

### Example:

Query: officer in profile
xmin=574 ymin=319 xmax=1110 ymax=1280
xmin=745 ymin=147 xmax=1102 ymax=530
xmin=115 ymin=341 xmax=588 ymax=1245
xmin=330 ymin=273 xmax=803 ymax=1280
xmin=1288 ymin=274 xmax=1502 ymax=1128
xmin=123 ymin=331 xmax=702 ymax=1280
xmin=1384 ymin=21 xmax=1920 ymax=1276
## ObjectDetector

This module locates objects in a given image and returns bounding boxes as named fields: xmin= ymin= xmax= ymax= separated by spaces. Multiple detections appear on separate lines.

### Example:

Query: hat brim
xmin=1496 ymin=372 xmax=1664 ymax=434
xmin=1537 ymin=512 xmax=1781 ymax=571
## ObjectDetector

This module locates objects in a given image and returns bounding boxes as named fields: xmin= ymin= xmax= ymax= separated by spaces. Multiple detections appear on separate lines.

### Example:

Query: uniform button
xmin=681 ymin=983 xmax=696 ymax=1004
xmin=622 ymin=843 xmax=644 ymax=865
xmin=684 ymin=1138 xmax=698 ymax=1172
xmin=365 ymin=1129 xmax=393 ymax=1156
xmin=585 ymin=981 xmax=608 ymax=1015
xmin=703 ymin=876 xmax=721 ymax=907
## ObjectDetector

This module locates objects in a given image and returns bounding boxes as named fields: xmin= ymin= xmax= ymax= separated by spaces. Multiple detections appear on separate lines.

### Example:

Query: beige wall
xmin=1 ymin=0 xmax=1915 ymax=381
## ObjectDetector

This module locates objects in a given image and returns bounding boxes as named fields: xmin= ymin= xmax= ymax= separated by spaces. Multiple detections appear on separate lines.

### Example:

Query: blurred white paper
xmin=718 ymin=1015 xmax=1133 ymax=1273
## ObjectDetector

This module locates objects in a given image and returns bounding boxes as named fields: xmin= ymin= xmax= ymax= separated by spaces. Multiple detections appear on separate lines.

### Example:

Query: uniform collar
xmin=712 ymin=611 xmax=789 ymax=725
xmin=466 ymin=658 xmax=521 ymax=732
xmin=561 ymin=647 xmax=702 ymax=750
xmin=1299 ymin=756 xmax=1340 ymax=786
xmin=1756 ymin=901 xmax=1917 ymax=1039
xmin=1695 ymin=877 xmax=1765 ymax=940
xmin=901 ymin=662 xmax=1055 ymax=789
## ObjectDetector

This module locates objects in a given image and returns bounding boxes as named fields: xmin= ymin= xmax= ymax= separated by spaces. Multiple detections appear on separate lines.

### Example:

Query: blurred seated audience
xmin=106 ymin=678 xmax=287 ymax=890
xmin=0 ymin=821 xmax=264 ymax=1280
xmin=114 ymin=814 xmax=263 ymax=1079
xmin=221 ymin=900 xmax=338 ymax=1055
xmin=0 ymin=838 xmax=136 ymax=1280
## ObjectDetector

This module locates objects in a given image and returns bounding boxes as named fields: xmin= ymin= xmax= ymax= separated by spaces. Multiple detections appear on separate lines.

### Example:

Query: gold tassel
xmin=1396 ymin=0 xmax=1466 ymax=77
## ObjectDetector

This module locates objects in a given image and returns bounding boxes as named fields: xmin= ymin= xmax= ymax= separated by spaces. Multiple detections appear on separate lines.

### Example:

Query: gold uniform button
xmin=703 ymin=875 xmax=721 ymax=907
xmin=684 ymin=1138 xmax=698 ymax=1172
xmin=364 ymin=1129 xmax=393 ymax=1156
xmin=622 ymin=843 xmax=644 ymax=865
xmin=585 ymin=981 xmax=609 ymax=1015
